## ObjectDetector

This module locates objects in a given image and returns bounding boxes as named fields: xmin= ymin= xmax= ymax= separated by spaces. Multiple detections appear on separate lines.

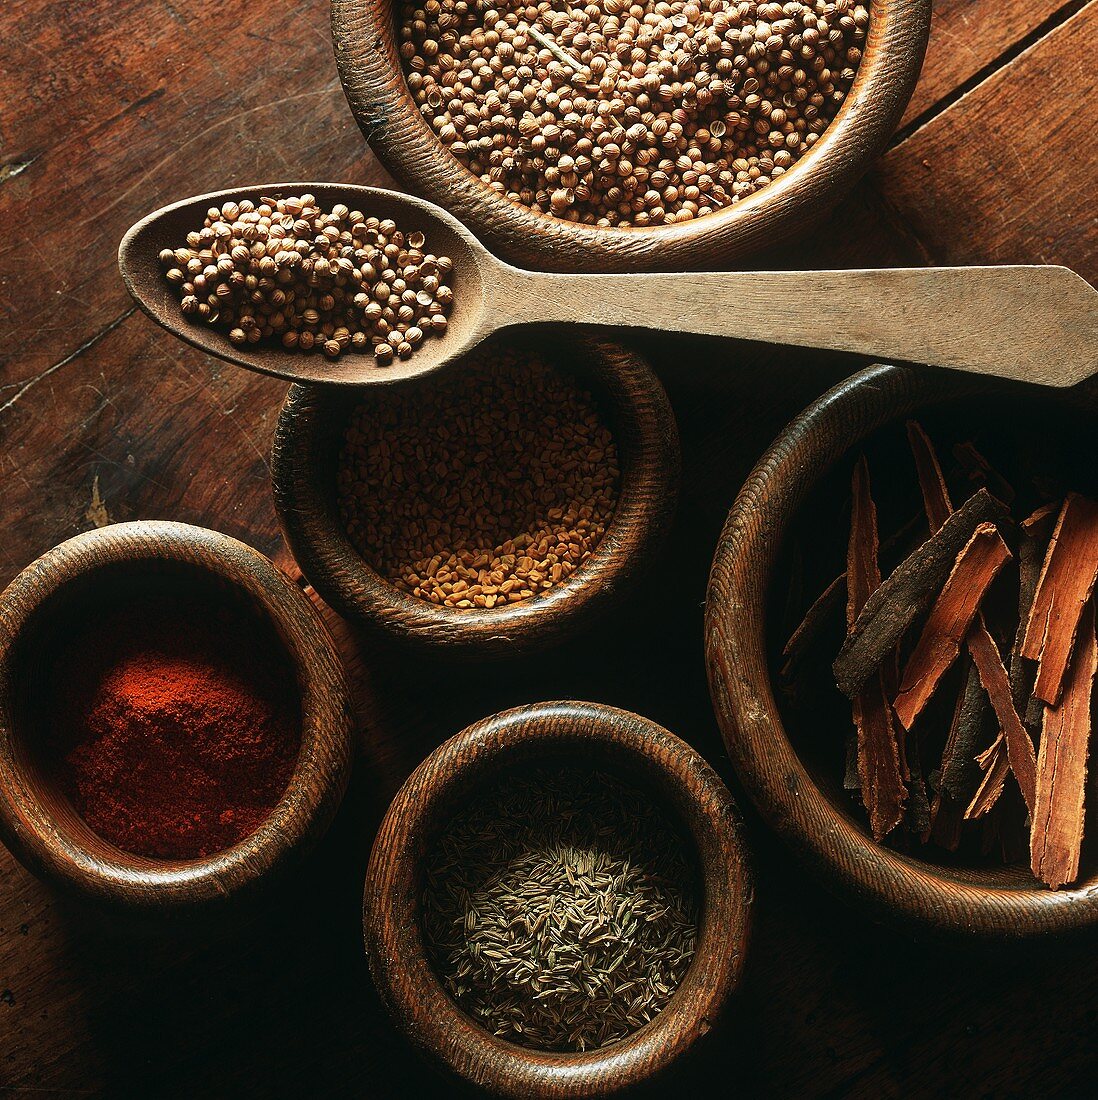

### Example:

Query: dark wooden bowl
xmin=363 ymin=700 xmax=752 ymax=1097
xmin=0 ymin=521 xmax=354 ymax=915
xmin=331 ymin=0 xmax=930 ymax=273
xmin=706 ymin=364 xmax=1098 ymax=937
xmin=271 ymin=333 xmax=680 ymax=657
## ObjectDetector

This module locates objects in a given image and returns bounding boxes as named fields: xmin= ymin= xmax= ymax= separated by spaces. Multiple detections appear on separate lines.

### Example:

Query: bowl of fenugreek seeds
xmin=271 ymin=332 xmax=679 ymax=656
xmin=332 ymin=0 xmax=929 ymax=272
xmin=364 ymin=700 xmax=751 ymax=1097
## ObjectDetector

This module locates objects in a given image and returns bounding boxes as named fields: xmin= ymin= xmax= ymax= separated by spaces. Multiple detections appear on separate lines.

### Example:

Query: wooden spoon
xmin=119 ymin=182 xmax=1098 ymax=388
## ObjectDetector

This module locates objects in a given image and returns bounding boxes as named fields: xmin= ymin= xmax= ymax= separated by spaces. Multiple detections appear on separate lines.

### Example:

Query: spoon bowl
xmin=119 ymin=183 xmax=494 ymax=386
xmin=121 ymin=183 xmax=1098 ymax=389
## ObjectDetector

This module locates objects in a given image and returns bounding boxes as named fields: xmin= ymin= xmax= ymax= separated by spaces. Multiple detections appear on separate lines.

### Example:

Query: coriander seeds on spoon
xmin=159 ymin=192 xmax=453 ymax=366
xmin=122 ymin=183 xmax=1098 ymax=388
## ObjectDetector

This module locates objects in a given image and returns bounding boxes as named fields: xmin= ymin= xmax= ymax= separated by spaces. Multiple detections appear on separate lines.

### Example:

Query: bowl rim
xmin=362 ymin=699 xmax=752 ymax=1097
xmin=271 ymin=333 xmax=680 ymax=656
xmin=331 ymin=0 xmax=931 ymax=272
xmin=705 ymin=363 xmax=1098 ymax=937
xmin=0 ymin=519 xmax=354 ymax=912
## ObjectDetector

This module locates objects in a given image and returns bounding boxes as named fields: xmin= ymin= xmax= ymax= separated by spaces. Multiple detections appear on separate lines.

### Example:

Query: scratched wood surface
xmin=1 ymin=0 xmax=1096 ymax=1095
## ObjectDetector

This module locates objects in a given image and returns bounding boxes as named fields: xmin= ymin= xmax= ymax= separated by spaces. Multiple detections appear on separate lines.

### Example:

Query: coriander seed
xmin=158 ymin=195 xmax=455 ymax=367
xmin=398 ymin=0 xmax=869 ymax=226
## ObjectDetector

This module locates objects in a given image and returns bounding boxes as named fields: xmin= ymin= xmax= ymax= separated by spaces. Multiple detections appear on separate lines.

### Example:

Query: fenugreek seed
xmin=336 ymin=346 xmax=619 ymax=610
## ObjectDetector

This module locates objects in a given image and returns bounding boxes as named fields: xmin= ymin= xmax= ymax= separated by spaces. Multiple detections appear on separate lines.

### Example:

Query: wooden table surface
xmin=1 ymin=0 xmax=1096 ymax=1095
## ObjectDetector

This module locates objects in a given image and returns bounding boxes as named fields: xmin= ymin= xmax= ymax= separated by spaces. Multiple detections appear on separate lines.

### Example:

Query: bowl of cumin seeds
xmin=363 ymin=700 xmax=751 ymax=1096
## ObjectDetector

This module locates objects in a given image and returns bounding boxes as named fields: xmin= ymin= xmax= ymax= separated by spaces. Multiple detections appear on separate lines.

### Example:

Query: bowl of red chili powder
xmin=0 ymin=521 xmax=353 ymax=913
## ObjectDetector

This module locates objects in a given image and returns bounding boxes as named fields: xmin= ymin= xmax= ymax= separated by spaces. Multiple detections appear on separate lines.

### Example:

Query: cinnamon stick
xmin=998 ymin=787 xmax=1031 ymax=864
xmin=844 ymin=733 xmax=860 ymax=792
xmin=930 ymin=790 xmax=964 ymax=850
xmin=780 ymin=573 xmax=843 ymax=685
xmin=1031 ymin=600 xmax=1097 ymax=889
xmin=904 ymin=423 xmax=998 ymax=839
xmin=904 ymin=748 xmax=932 ymax=840
xmin=834 ymin=488 xmax=1007 ymax=698
xmin=907 ymin=420 xmax=953 ymax=531
xmin=966 ymin=733 xmax=1011 ymax=820
xmin=908 ymin=419 xmax=968 ymax=841
xmin=847 ymin=456 xmax=906 ymax=840
xmin=930 ymin=661 xmax=988 ymax=847
xmin=906 ymin=409 xmax=1034 ymax=814
xmin=966 ymin=621 xmax=1038 ymax=813
xmin=1021 ymin=493 xmax=1098 ymax=705
xmin=940 ymin=661 xmax=989 ymax=803
xmin=1011 ymin=501 xmax=1059 ymax=728
xmin=780 ymin=515 xmax=923 ymax=685
xmin=893 ymin=523 xmax=1011 ymax=730
xmin=1021 ymin=500 xmax=1059 ymax=536
xmin=952 ymin=441 xmax=1016 ymax=504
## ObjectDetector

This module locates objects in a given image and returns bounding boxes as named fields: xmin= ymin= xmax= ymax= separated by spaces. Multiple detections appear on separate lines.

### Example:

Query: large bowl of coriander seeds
xmin=364 ymin=700 xmax=751 ymax=1097
xmin=332 ymin=0 xmax=929 ymax=271
xmin=271 ymin=331 xmax=679 ymax=656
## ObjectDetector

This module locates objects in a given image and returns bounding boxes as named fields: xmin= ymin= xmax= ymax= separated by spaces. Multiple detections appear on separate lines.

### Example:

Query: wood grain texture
xmin=0 ymin=521 xmax=353 ymax=913
xmin=2 ymin=0 xmax=1098 ymax=1092
xmin=363 ymin=700 xmax=751 ymax=1097
xmin=705 ymin=364 xmax=1098 ymax=936
xmin=520 ymin=266 xmax=1098 ymax=386
xmin=897 ymin=0 xmax=1075 ymax=126
xmin=876 ymin=2 xmax=1098 ymax=281
xmin=271 ymin=333 xmax=681 ymax=656
xmin=331 ymin=0 xmax=930 ymax=272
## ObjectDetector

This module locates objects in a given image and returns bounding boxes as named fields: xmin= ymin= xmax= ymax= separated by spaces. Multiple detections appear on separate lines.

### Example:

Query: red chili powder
xmin=45 ymin=596 xmax=301 ymax=860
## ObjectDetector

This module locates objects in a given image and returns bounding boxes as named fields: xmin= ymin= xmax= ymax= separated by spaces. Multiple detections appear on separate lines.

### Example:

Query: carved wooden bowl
xmin=363 ymin=700 xmax=752 ymax=1097
xmin=331 ymin=0 xmax=930 ymax=273
xmin=271 ymin=333 xmax=680 ymax=657
xmin=706 ymin=364 xmax=1098 ymax=936
xmin=0 ymin=521 xmax=354 ymax=915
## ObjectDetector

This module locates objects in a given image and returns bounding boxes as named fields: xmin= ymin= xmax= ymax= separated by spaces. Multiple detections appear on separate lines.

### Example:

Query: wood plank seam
xmin=889 ymin=0 xmax=1090 ymax=148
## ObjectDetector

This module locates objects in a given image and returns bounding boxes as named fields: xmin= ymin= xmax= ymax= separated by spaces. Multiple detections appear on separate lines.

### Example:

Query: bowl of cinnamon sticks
xmin=706 ymin=364 xmax=1098 ymax=936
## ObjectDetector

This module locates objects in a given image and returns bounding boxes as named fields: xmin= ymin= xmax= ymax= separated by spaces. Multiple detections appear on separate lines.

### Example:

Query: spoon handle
xmin=514 ymin=265 xmax=1097 ymax=387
